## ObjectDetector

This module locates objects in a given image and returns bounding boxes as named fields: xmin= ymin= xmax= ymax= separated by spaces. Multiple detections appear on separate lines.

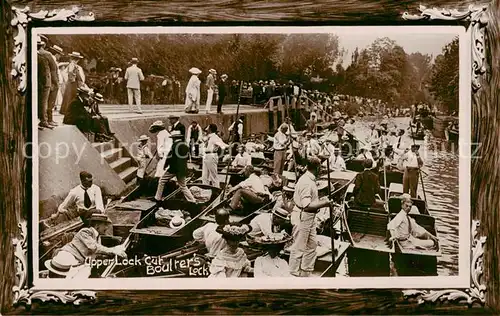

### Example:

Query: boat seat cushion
xmin=388 ymin=183 xmax=404 ymax=196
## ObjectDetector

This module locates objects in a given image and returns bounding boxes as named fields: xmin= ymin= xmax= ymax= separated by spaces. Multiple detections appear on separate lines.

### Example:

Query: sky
xmin=335 ymin=31 xmax=459 ymax=68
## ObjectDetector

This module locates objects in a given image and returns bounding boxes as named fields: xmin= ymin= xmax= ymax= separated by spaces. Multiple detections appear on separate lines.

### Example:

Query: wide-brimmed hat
xmin=253 ymin=232 xmax=293 ymax=246
xmin=169 ymin=130 xmax=184 ymax=138
xmin=272 ymin=207 xmax=290 ymax=220
xmin=37 ymin=34 xmax=48 ymax=44
xmin=68 ymin=51 xmax=83 ymax=59
xmin=221 ymin=74 xmax=228 ymax=79
xmin=216 ymin=223 xmax=250 ymax=241
xmin=44 ymin=251 xmax=80 ymax=277
xmin=149 ymin=120 xmax=164 ymax=132
xmin=168 ymin=114 xmax=180 ymax=120
xmin=138 ymin=135 xmax=150 ymax=142
xmin=169 ymin=215 xmax=186 ymax=229
xmin=48 ymin=45 xmax=63 ymax=54
xmin=93 ymin=93 xmax=104 ymax=102
xmin=189 ymin=67 xmax=202 ymax=75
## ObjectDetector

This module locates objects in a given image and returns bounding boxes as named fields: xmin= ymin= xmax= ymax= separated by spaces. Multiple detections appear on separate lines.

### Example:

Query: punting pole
xmin=325 ymin=147 xmax=336 ymax=277
xmin=221 ymin=81 xmax=244 ymax=200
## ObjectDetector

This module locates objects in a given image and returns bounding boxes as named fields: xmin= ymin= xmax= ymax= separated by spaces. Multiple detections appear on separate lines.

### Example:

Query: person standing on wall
xmin=205 ymin=69 xmax=217 ymax=114
xmin=185 ymin=67 xmax=202 ymax=113
xmin=45 ymin=44 xmax=64 ymax=127
xmin=217 ymin=74 xmax=228 ymax=114
xmin=124 ymin=57 xmax=145 ymax=114
xmin=60 ymin=51 xmax=87 ymax=115
xmin=37 ymin=36 xmax=53 ymax=130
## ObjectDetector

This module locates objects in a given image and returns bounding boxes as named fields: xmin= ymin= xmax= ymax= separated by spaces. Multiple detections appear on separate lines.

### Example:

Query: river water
xmin=352 ymin=117 xmax=459 ymax=276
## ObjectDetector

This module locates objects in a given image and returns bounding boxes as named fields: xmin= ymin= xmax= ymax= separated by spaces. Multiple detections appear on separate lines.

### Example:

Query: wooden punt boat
xmin=342 ymin=179 xmax=441 ymax=277
xmin=345 ymin=158 xmax=403 ymax=188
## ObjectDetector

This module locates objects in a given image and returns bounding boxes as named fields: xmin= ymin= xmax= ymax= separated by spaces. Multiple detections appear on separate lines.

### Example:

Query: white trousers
xmin=127 ymin=88 xmax=142 ymax=110
xmin=202 ymin=153 xmax=219 ymax=188
xmin=205 ymin=88 xmax=214 ymax=112
xmin=289 ymin=212 xmax=317 ymax=276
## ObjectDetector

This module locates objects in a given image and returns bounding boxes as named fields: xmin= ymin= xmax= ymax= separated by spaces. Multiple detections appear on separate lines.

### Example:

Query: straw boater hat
xmin=221 ymin=74 xmax=228 ymax=79
xmin=189 ymin=67 xmax=202 ymax=75
xmin=68 ymin=52 xmax=83 ymax=59
xmin=169 ymin=215 xmax=186 ymax=229
xmin=131 ymin=57 xmax=139 ymax=63
xmin=44 ymin=251 xmax=80 ymax=277
xmin=138 ymin=135 xmax=149 ymax=142
xmin=272 ymin=207 xmax=290 ymax=220
xmin=48 ymin=45 xmax=63 ymax=54
xmin=88 ymin=213 xmax=112 ymax=224
xmin=149 ymin=120 xmax=164 ymax=133
xmin=209 ymin=69 xmax=217 ymax=74
xmin=93 ymin=93 xmax=104 ymax=102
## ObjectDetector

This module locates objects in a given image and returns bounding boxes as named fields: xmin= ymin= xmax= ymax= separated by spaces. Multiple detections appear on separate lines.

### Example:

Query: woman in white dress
xmin=253 ymin=232 xmax=292 ymax=277
xmin=185 ymin=67 xmax=202 ymax=113
xmin=209 ymin=223 xmax=253 ymax=278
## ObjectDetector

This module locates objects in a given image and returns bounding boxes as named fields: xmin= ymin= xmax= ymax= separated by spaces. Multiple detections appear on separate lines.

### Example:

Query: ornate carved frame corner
xmin=401 ymin=4 xmax=489 ymax=307
xmin=9 ymin=3 xmax=490 ymax=310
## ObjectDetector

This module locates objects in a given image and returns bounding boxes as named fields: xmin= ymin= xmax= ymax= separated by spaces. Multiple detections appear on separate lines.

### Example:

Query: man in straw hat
xmin=168 ymin=114 xmax=186 ymax=138
xmin=149 ymin=120 xmax=172 ymax=178
xmin=60 ymin=51 xmax=87 ymax=115
xmin=274 ymin=182 xmax=296 ymax=214
xmin=45 ymin=213 xmax=127 ymax=279
xmin=217 ymin=74 xmax=229 ymax=114
xmin=89 ymin=92 xmax=114 ymax=142
xmin=193 ymin=208 xmax=230 ymax=259
xmin=401 ymin=144 xmax=424 ymax=198
xmin=154 ymin=130 xmax=197 ymax=203
xmin=227 ymin=165 xmax=273 ymax=215
xmin=136 ymin=134 xmax=153 ymax=187
xmin=205 ymin=69 xmax=217 ymax=114
xmin=289 ymin=156 xmax=338 ymax=277
xmin=185 ymin=67 xmax=202 ymax=113
xmin=253 ymin=232 xmax=293 ymax=277
xmin=124 ymin=57 xmax=145 ymax=114
xmin=387 ymin=193 xmax=438 ymax=250
xmin=324 ymin=147 xmax=346 ymax=172
xmin=272 ymin=124 xmax=290 ymax=177
xmin=248 ymin=207 xmax=292 ymax=240
xmin=202 ymin=123 xmax=228 ymax=188
xmin=37 ymin=35 xmax=53 ymax=129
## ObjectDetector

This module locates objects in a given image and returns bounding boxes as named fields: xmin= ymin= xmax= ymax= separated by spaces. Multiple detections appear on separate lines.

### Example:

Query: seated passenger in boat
xmin=209 ymin=223 xmax=253 ymax=278
xmin=42 ymin=171 xmax=104 ymax=228
xmin=45 ymin=213 xmax=127 ymax=279
xmin=274 ymin=183 xmax=297 ymax=213
xmin=192 ymin=208 xmax=230 ymax=259
xmin=303 ymin=133 xmax=322 ymax=158
xmin=366 ymin=123 xmax=379 ymax=143
xmin=323 ymin=147 xmax=346 ymax=172
xmin=231 ymin=145 xmax=252 ymax=168
xmin=248 ymin=207 xmax=292 ymax=241
xmin=355 ymin=146 xmax=376 ymax=169
xmin=227 ymin=165 xmax=273 ymax=215
xmin=387 ymin=194 xmax=438 ymax=250
xmin=253 ymin=232 xmax=293 ymax=277
xmin=352 ymin=159 xmax=384 ymax=209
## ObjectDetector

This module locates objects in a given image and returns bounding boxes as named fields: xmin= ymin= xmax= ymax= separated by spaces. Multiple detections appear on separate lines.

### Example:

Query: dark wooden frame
xmin=1 ymin=0 xmax=498 ymax=314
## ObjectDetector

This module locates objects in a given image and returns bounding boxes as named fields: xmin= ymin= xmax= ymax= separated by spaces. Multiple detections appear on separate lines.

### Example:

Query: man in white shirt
xmin=232 ymin=145 xmax=252 ymax=168
xmin=273 ymin=125 xmax=290 ymax=177
xmin=44 ymin=171 xmax=105 ymax=227
xmin=186 ymin=121 xmax=203 ymax=157
xmin=205 ymin=69 xmax=216 ymax=113
xmin=149 ymin=121 xmax=172 ymax=178
xmin=248 ymin=207 xmax=291 ymax=240
xmin=325 ymin=148 xmax=346 ymax=171
xmin=202 ymin=124 xmax=228 ymax=188
xmin=366 ymin=123 xmax=379 ymax=143
xmin=387 ymin=194 xmax=438 ymax=249
xmin=124 ymin=57 xmax=145 ymax=114
xmin=227 ymin=165 xmax=272 ymax=214
xmin=303 ymin=133 xmax=322 ymax=158
xmin=192 ymin=208 xmax=230 ymax=258
xmin=401 ymin=144 xmax=424 ymax=198
xmin=289 ymin=157 xmax=336 ymax=277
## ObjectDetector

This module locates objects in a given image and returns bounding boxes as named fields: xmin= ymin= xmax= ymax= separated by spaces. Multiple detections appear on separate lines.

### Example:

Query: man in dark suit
xmin=43 ymin=44 xmax=63 ymax=127
xmin=217 ymin=74 xmax=228 ymax=114
xmin=352 ymin=159 xmax=384 ymax=209
xmin=63 ymin=88 xmax=93 ymax=134
xmin=37 ymin=36 xmax=53 ymax=130
xmin=154 ymin=130 xmax=196 ymax=203
xmin=168 ymin=114 xmax=186 ymax=138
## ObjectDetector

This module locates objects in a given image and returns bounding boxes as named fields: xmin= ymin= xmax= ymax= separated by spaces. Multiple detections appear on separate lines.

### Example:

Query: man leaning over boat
xmin=387 ymin=194 xmax=438 ymax=250
xmin=192 ymin=208 xmax=230 ymax=259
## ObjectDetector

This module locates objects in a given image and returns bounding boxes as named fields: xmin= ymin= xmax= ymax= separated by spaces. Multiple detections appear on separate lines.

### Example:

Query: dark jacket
xmin=171 ymin=121 xmax=186 ymax=138
xmin=40 ymin=49 xmax=59 ymax=89
xmin=63 ymin=97 xmax=92 ymax=132
xmin=164 ymin=139 xmax=189 ymax=178
xmin=37 ymin=52 xmax=51 ymax=88
xmin=353 ymin=169 xmax=381 ymax=206
xmin=218 ymin=80 xmax=227 ymax=97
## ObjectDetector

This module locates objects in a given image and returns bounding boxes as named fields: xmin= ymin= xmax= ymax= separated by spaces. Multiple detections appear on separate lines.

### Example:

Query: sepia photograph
xmin=32 ymin=26 xmax=469 ymax=289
